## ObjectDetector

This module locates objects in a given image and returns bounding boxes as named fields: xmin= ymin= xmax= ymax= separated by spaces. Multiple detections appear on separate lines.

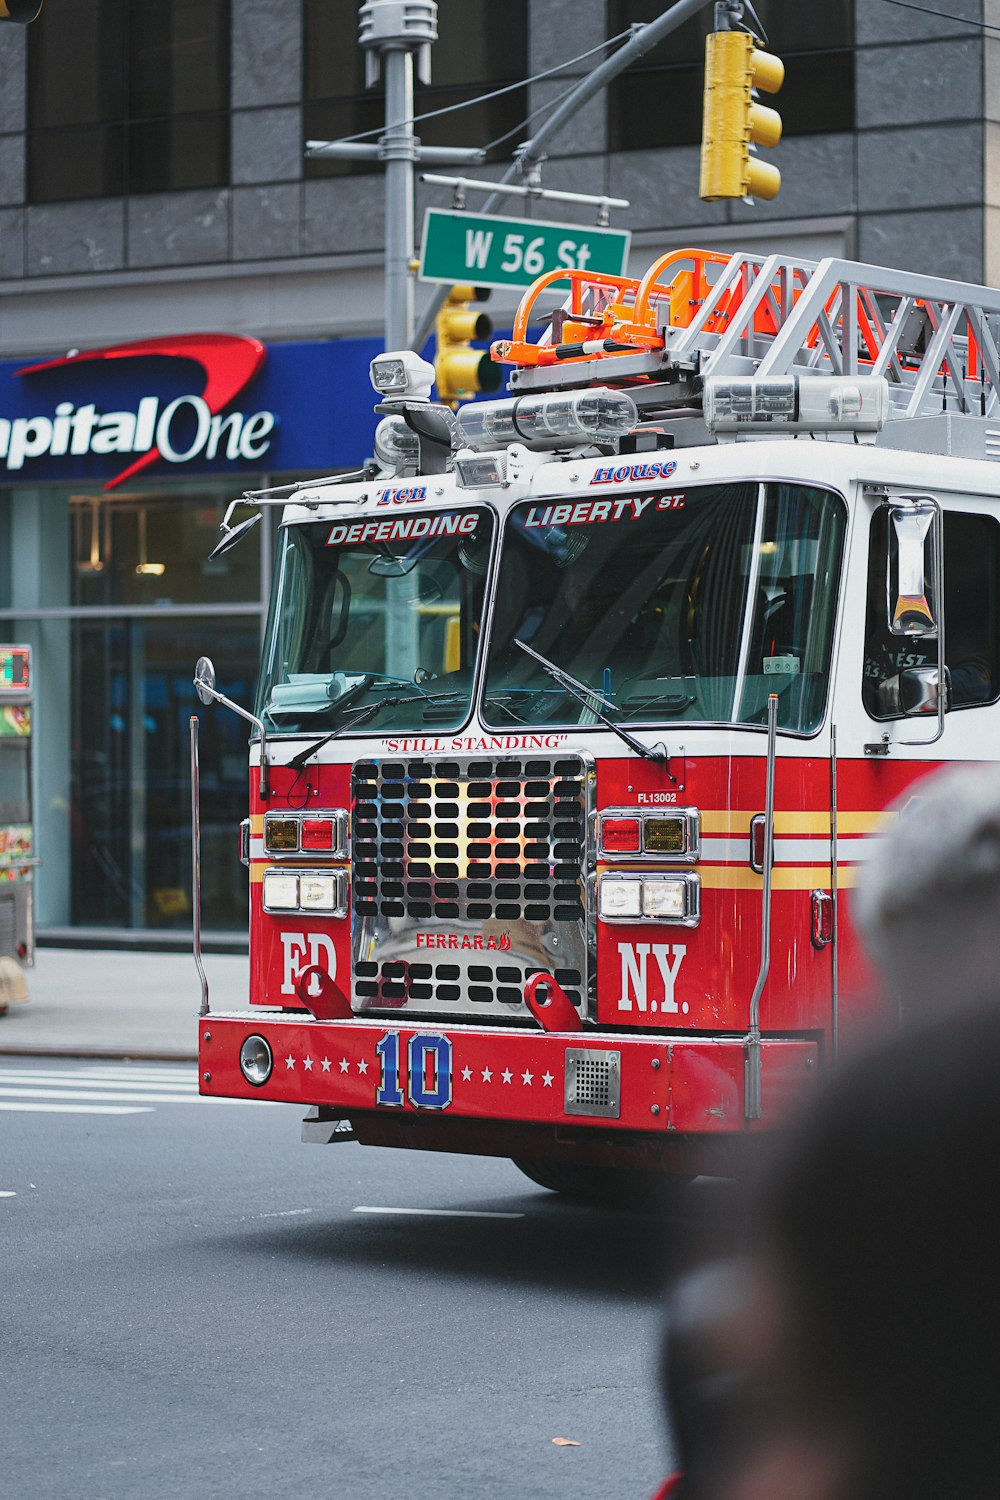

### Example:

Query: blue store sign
xmin=0 ymin=332 xmax=391 ymax=489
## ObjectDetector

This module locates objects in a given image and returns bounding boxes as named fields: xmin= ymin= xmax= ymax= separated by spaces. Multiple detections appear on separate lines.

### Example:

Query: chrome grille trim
xmin=351 ymin=755 xmax=594 ymax=1022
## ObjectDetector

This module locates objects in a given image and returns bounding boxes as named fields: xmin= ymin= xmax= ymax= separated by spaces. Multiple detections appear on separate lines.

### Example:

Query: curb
xmin=0 ymin=1044 xmax=198 ymax=1063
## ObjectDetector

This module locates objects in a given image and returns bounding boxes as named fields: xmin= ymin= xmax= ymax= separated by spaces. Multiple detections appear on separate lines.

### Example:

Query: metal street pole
xmin=382 ymin=38 xmax=416 ymax=350
xmin=310 ymin=1 xmax=483 ymax=352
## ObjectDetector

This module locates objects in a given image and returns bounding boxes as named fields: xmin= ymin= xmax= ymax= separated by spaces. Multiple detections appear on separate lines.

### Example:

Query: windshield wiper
xmin=287 ymin=691 xmax=462 ymax=771
xmin=513 ymin=639 xmax=671 ymax=768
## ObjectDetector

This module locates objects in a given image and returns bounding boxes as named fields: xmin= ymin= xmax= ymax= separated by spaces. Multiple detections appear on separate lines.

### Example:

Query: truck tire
xmin=511 ymin=1157 xmax=689 ymax=1209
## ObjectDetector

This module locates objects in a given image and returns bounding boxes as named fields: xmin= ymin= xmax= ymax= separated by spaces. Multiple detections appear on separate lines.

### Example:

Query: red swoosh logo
xmin=18 ymin=333 xmax=266 ymax=491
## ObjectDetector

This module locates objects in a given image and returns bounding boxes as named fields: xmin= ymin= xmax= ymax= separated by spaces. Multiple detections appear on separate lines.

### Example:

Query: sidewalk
xmin=0 ymin=948 xmax=251 ymax=1060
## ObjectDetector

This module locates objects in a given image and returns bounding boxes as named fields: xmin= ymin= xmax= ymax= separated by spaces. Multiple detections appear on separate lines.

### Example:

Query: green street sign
xmin=419 ymin=208 xmax=631 ymax=291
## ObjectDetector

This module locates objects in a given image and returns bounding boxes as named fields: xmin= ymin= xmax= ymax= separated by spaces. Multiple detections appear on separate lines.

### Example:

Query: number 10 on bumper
xmin=376 ymin=1032 xmax=453 ymax=1110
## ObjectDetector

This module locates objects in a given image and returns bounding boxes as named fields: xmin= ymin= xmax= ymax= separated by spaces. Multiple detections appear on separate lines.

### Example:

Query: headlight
xmin=300 ymin=874 xmax=338 ymax=911
xmin=641 ymin=877 xmax=689 ymax=919
xmin=599 ymin=872 xmax=700 ymax=925
xmin=599 ymin=876 xmax=642 ymax=919
xmin=240 ymin=1034 xmax=273 ymax=1087
xmin=262 ymin=872 xmax=299 ymax=910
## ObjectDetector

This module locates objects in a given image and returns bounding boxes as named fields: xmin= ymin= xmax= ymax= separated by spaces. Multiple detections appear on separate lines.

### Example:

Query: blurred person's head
xmin=854 ymin=764 xmax=1000 ymax=1019
xmin=660 ymin=1008 xmax=1000 ymax=1500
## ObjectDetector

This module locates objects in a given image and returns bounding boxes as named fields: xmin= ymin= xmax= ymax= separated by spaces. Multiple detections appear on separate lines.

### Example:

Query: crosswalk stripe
xmin=0 ymin=1067 xmax=195 ymax=1080
xmin=73 ymin=1069 xmax=196 ymax=1081
xmin=0 ymin=1072 xmax=197 ymax=1092
xmin=0 ymin=1084 xmax=281 ymax=1107
xmin=0 ymin=1102 xmax=154 ymax=1115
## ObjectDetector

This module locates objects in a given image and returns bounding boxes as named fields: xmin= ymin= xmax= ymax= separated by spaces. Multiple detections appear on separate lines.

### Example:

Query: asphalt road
xmin=1 ymin=1058 xmax=738 ymax=1500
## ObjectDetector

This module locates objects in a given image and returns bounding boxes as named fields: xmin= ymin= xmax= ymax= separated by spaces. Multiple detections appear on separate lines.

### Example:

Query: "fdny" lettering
xmin=617 ymin=941 xmax=686 ymax=1013
xmin=280 ymin=931 xmax=337 ymax=997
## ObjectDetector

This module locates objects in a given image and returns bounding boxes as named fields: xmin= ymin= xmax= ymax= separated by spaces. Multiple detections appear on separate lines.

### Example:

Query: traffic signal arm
xmin=700 ymin=29 xmax=784 ymax=203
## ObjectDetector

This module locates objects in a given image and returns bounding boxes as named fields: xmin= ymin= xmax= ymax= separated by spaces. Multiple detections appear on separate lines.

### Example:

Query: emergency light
xmin=456 ymin=387 xmax=638 ymax=452
xmin=704 ymin=374 xmax=889 ymax=438
xmin=374 ymin=416 xmax=420 ymax=474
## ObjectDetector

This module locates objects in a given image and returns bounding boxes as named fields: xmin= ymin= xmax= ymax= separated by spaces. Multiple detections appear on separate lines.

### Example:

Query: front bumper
xmin=199 ymin=1014 xmax=817 ymax=1138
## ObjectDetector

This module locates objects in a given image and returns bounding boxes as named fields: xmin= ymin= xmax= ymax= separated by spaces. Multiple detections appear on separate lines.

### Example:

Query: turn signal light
xmin=599 ymin=807 xmax=700 ymax=861
xmin=263 ymin=810 xmax=348 ymax=857
xmin=600 ymin=816 xmax=642 ymax=853
xmin=301 ymin=818 xmax=336 ymax=851
xmin=644 ymin=817 xmax=686 ymax=854
xmin=264 ymin=817 xmax=298 ymax=853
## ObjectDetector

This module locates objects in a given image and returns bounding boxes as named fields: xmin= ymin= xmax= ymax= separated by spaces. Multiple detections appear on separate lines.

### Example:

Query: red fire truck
xmin=192 ymin=246 xmax=1000 ymax=1198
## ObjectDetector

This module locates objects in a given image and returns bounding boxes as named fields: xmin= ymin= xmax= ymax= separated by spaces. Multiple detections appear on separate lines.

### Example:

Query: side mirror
xmin=209 ymin=513 xmax=260 ymax=561
xmin=888 ymin=501 xmax=939 ymax=636
xmin=192 ymin=656 xmax=269 ymax=799
xmin=899 ymin=665 xmax=951 ymax=716
xmin=194 ymin=656 xmax=217 ymax=706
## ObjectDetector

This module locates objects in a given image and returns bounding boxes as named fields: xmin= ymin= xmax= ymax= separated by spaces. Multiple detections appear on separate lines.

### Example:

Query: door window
xmin=863 ymin=509 xmax=1000 ymax=718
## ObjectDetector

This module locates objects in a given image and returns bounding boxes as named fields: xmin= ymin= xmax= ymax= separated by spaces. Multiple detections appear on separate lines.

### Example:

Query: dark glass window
xmin=864 ymin=509 xmax=1000 ymax=719
xmin=608 ymin=0 xmax=853 ymax=154
xmin=483 ymin=482 xmax=845 ymax=736
xmin=71 ymin=615 xmax=255 ymax=929
xmin=304 ymin=0 xmax=528 ymax=178
xmin=27 ymin=0 xmax=230 ymax=204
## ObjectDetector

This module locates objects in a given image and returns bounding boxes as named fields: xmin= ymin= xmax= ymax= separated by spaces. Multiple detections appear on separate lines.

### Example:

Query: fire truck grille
xmin=350 ymin=756 xmax=591 ymax=1022
xmin=352 ymin=757 xmax=587 ymax=924
xmin=354 ymin=961 xmax=584 ymax=1013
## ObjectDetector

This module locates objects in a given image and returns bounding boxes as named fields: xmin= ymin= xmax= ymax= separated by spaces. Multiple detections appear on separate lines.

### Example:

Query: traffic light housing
xmin=699 ymin=29 xmax=784 ymax=202
xmin=0 ymin=1 xmax=45 ymax=21
xmin=434 ymin=285 xmax=503 ymax=406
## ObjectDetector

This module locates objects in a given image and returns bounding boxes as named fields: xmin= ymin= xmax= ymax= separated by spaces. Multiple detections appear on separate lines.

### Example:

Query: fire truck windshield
xmin=257 ymin=508 xmax=495 ymax=734
xmin=482 ymin=482 xmax=846 ymax=735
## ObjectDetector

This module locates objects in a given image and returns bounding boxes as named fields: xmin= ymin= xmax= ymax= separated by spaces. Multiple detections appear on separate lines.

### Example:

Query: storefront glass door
xmin=71 ymin=616 xmax=259 ymax=930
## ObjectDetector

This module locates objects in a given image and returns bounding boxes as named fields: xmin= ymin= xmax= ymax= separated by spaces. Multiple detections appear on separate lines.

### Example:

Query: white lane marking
xmin=258 ymin=1209 xmax=313 ymax=1219
xmin=0 ymin=1190 xmax=16 ymax=1198
xmin=0 ymin=1072 xmax=197 ymax=1091
xmin=0 ymin=1085 xmax=282 ymax=1107
xmin=353 ymin=1205 xmax=525 ymax=1219
xmin=0 ymin=1102 xmax=153 ymax=1115
xmin=74 ymin=1070 xmax=197 ymax=1082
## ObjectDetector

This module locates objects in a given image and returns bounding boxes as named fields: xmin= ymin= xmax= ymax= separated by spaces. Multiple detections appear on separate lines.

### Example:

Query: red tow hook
xmin=524 ymin=972 xmax=583 ymax=1032
xmin=295 ymin=965 xmax=352 ymax=1020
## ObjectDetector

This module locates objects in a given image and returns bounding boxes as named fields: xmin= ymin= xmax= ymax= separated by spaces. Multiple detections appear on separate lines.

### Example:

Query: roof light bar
xmin=704 ymin=374 xmax=889 ymax=439
xmin=456 ymin=387 xmax=638 ymax=453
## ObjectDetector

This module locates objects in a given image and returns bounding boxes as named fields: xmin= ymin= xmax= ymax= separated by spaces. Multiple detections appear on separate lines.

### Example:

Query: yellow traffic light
xmin=699 ymin=29 xmax=784 ymax=203
xmin=434 ymin=285 xmax=503 ymax=406
xmin=0 ymin=1 xmax=45 ymax=21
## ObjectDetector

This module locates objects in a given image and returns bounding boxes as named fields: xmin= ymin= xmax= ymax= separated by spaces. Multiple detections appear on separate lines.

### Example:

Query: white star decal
xmin=542 ymin=1071 xmax=554 ymax=1087
xmin=285 ymin=1055 xmax=295 ymax=1070
xmin=321 ymin=1058 xmax=332 ymax=1072
xmin=461 ymin=1066 xmax=473 ymax=1081
xmin=303 ymin=1057 xmax=313 ymax=1072
xmin=481 ymin=1067 xmax=493 ymax=1083
xmin=339 ymin=1058 xmax=350 ymax=1074
xmin=357 ymin=1059 xmax=369 ymax=1075
xmin=521 ymin=1069 xmax=533 ymax=1086
xmin=501 ymin=1068 xmax=513 ymax=1084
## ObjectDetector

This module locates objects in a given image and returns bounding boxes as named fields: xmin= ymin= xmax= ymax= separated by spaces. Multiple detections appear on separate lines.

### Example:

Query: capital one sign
xmin=3 ymin=333 xmax=275 ymax=490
